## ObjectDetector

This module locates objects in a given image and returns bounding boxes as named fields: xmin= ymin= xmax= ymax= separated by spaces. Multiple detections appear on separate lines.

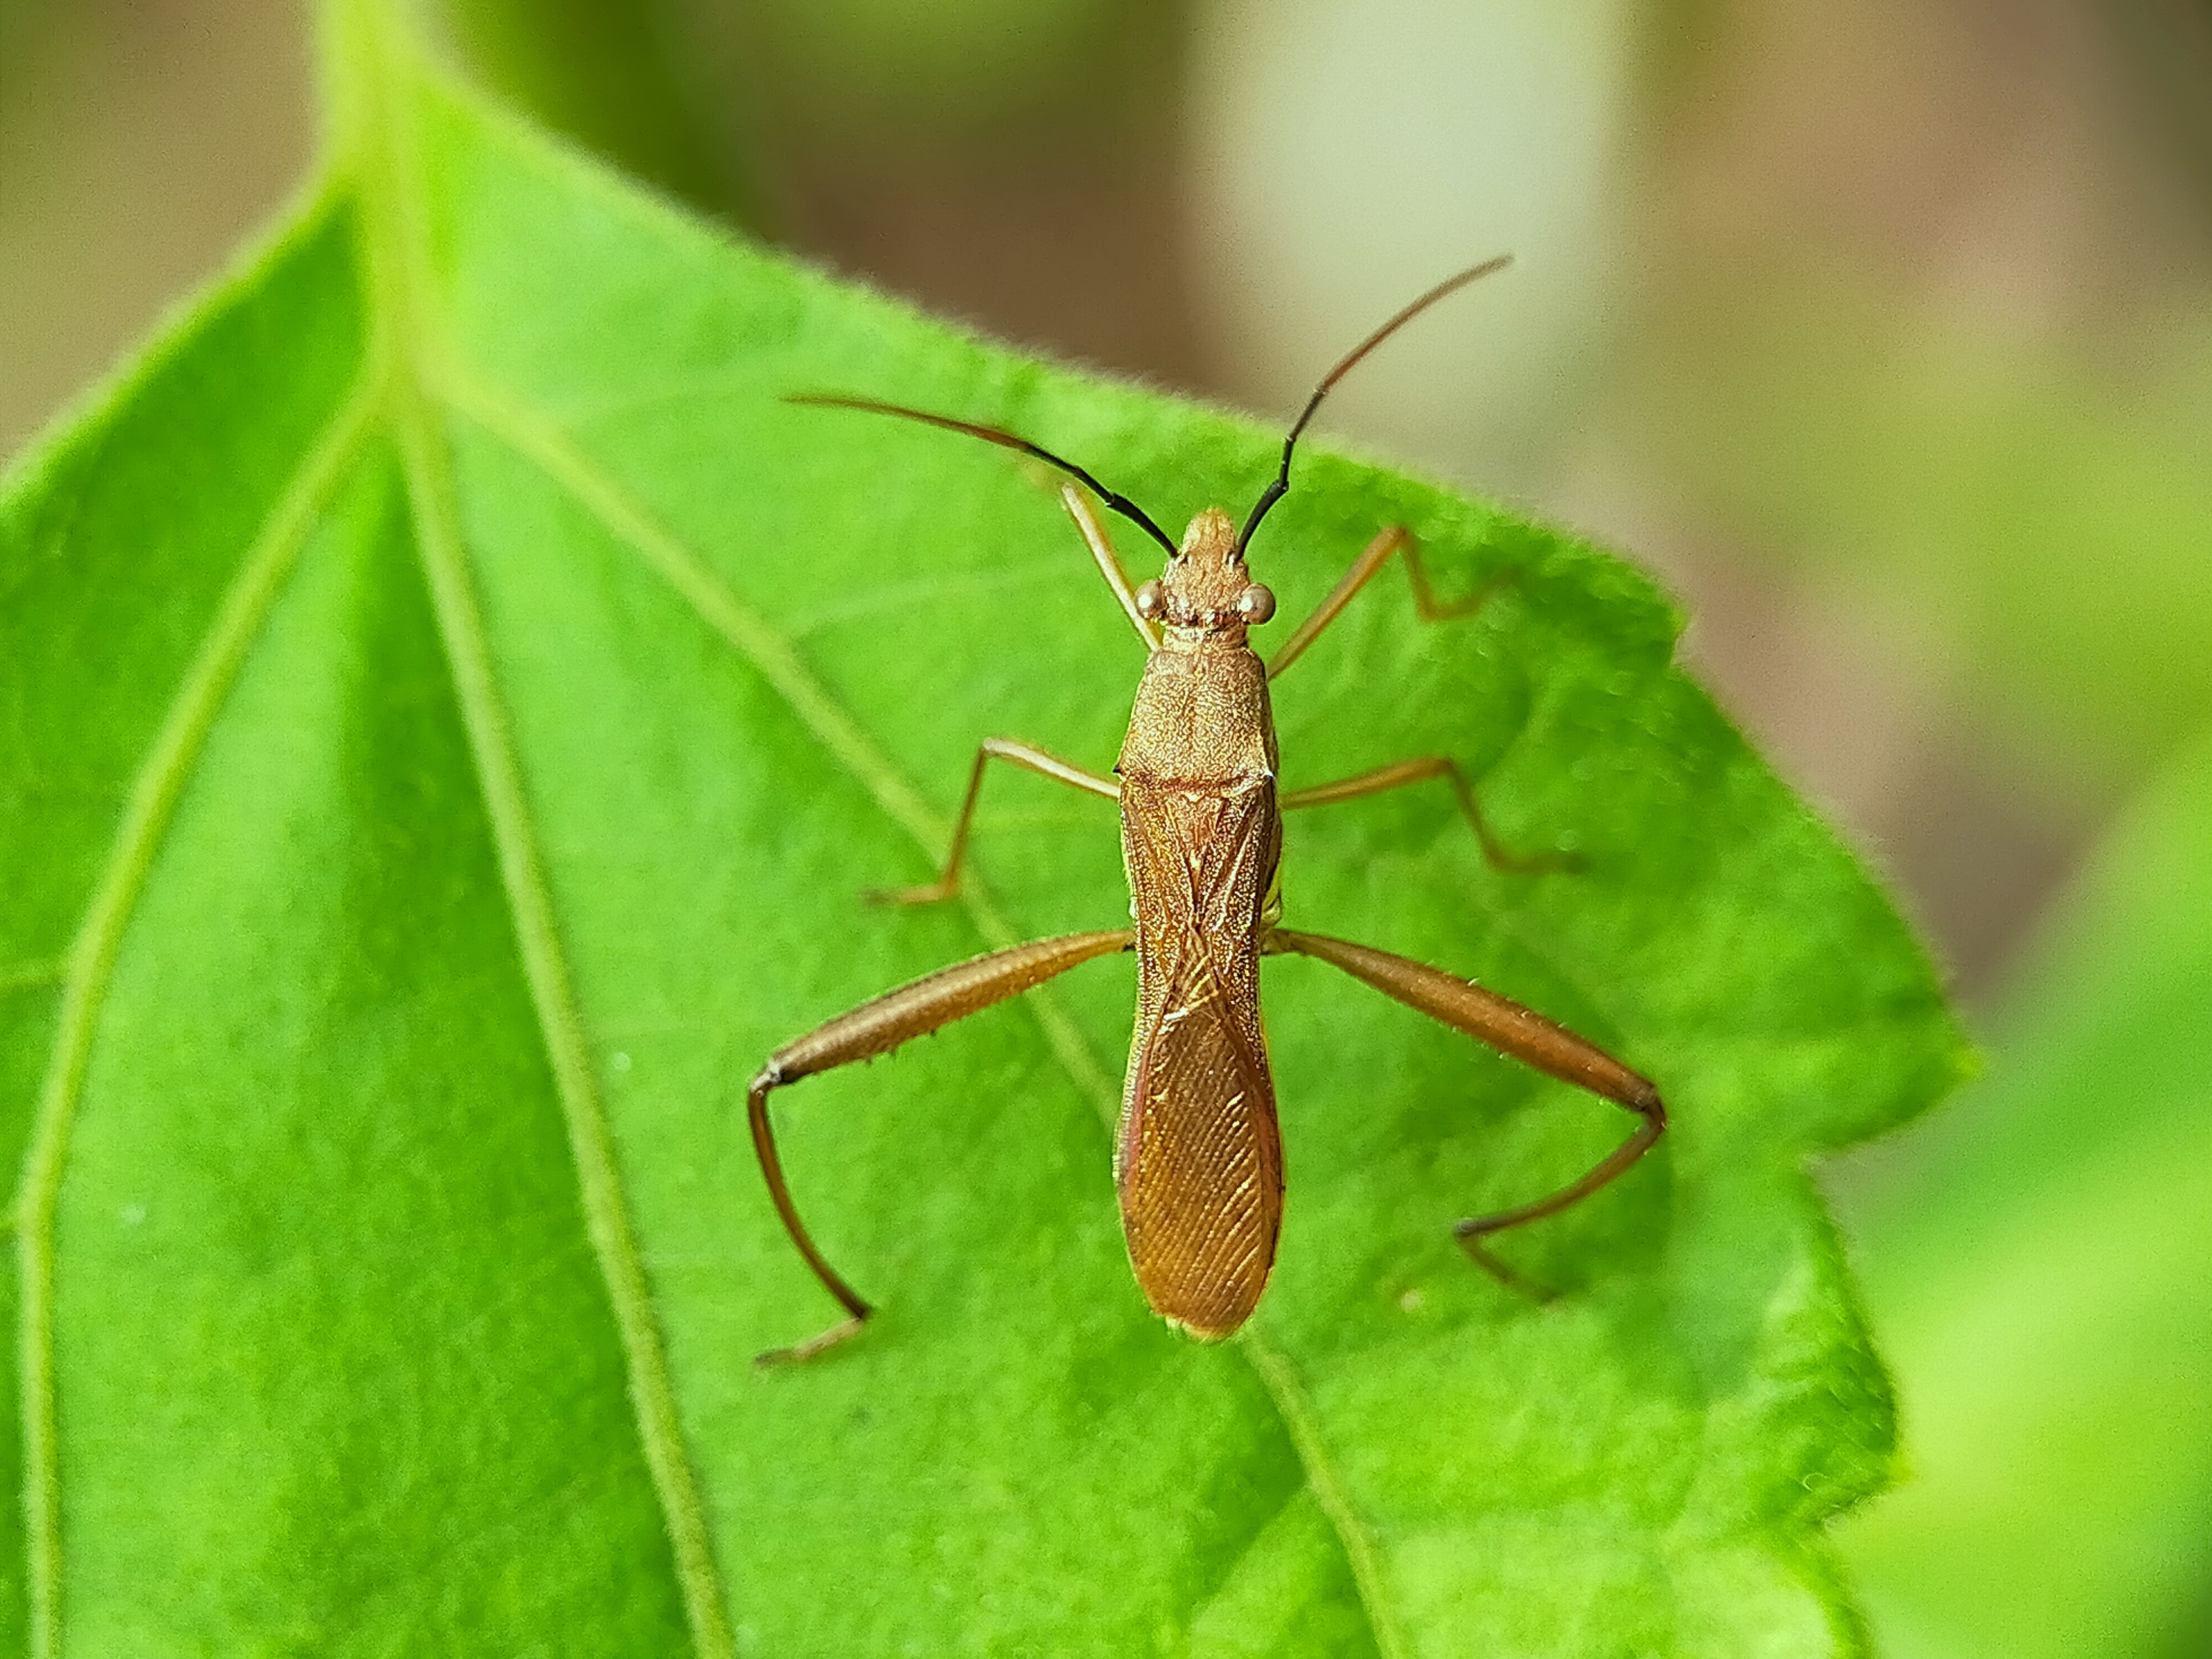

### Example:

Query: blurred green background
xmin=4 ymin=1 xmax=2208 ymax=1653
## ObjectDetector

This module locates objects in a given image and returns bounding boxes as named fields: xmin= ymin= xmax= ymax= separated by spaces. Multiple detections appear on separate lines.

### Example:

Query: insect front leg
xmin=869 ymin=738 xmax=1120 ymax=906
xmin=1059 ymin=484 xmax=1161 ymax=650
xmin=1269 ymin=521 xmax=1568 ymax=872
xmin=1263 ymin=927 xmax=1664 ymax=1298
xmin=1281 ymin=756 xmax=1583 ymax=874
xmin=749 ymin=928 xmax=1133 ymax=1363
xmin=1266 ymin=525 xmax=1507 ymax=682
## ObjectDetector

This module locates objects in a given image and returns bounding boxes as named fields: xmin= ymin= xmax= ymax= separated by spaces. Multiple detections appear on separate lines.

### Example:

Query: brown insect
xmin=751 ymin=257 xmax=1665 ymax=1362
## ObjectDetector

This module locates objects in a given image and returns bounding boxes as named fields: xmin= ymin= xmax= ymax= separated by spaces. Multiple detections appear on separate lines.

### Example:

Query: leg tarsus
xmin=1453 ymin=1231 xmax=1560 ymax=1303
xmin=1407 ymin=555 xmax=1509 ymax=626
xmin=1451 ymin=770 xmax=1586 ymax=877
xmin=755 ymin=1311 xmax=872 ymax=1368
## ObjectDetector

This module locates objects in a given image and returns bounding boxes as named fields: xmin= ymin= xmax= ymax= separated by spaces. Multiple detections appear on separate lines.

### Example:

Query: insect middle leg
xmin=870 ymin=738 xmax=1119 ymax=906
xmin=749 ymin=928 xmax=1134 ymax=1363
xmin=1269 ymin=523 xmax=1568 ymax=870
xmin=1282 ymin=757 xmax=1583 ymax=874
xmin=1264 ymin=927 xmax=1664 ymax=1297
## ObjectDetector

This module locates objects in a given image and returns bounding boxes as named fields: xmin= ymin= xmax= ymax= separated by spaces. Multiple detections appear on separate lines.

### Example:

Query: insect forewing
xmin=1117 ymin=778 xmax=1285 ymax=1338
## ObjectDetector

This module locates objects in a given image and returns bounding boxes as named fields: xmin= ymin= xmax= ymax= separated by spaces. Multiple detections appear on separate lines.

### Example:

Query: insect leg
xmin=1281 ymin=756 xmax=1583 ymax=874
xmin=1264 ymin=927 xmax=1664 ymax=1297
xmin=749 ymin=928 xmax=1134 ymax=1364
xmin=1060 ymin=484 xmax=1161 ymax=651
xmin=870 ymin=738 xmax=1120 ymax=906
xmin=1266 ymin=526 xmax=1506 ymax=682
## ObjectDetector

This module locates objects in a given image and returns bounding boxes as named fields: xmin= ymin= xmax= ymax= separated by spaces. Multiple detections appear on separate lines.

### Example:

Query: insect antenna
xmin=786 ymin=393 xmax=1180 ymax=559
xmin=1234 ymin=253 xmax=1512 ymax=557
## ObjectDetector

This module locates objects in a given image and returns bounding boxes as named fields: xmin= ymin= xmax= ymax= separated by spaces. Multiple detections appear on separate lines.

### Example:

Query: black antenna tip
xmin=1235 ymin=254 xmax=1512 ymax=555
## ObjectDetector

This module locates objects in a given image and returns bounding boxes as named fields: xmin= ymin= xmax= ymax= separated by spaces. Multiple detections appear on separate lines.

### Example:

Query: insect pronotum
xmin=752 ymin=257 xmax=1665 ymax=1362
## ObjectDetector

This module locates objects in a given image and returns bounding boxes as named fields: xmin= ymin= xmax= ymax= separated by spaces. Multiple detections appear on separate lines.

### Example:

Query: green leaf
xmin=0 ymin=4 xmax=1963 ymax=1652
xmin=1843 ymin=725 xmax=2212 ymax=1659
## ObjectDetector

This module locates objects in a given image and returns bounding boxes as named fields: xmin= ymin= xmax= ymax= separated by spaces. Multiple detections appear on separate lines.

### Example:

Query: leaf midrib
xmin=345 ymin=9 xmax=735 ymax=1657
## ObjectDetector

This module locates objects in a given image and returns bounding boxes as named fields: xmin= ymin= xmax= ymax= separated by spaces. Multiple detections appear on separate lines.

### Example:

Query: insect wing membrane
xmin=1117 ymin=779 xmax=1284 ymax=1338
xmin=1119 ymin=955 xmax=1283 ymax=1338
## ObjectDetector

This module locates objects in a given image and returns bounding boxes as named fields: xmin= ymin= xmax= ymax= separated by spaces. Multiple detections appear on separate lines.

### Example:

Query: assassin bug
xmin=752 ymin=256 xmax=1665 ymax=1361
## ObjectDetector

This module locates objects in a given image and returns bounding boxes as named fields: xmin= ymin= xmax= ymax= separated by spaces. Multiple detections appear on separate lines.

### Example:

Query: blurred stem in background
xmin=701 ymin=0 xmax=1202 ymax=383
xmin=3 ymin=1 xmax=2210 ymax=1653
xmin=430 ymin=0 xmax=770 ymax=229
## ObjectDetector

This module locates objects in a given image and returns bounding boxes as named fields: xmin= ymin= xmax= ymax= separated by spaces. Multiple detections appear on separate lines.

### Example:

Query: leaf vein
xmin=351 ymin=17 xmax=737 ymax=1654
xmin=0 ymin=962 xmax=65 ymax=997
xmin=391 ymin=395 xmax=737 ymax=1657
xmin=11 ymin=369 xmax=378 ymax=1658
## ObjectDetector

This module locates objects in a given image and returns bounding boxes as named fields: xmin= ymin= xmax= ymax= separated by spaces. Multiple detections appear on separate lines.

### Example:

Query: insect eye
xmin=1135 ymin=581 xmax=1165 ymax=619
xmin=1235 ymin=584 xmax=1276 ymax=624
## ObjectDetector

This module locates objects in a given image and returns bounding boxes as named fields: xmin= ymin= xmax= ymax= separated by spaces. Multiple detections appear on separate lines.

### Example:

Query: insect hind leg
xmin=1452 ymin=1107 xmax=1665 ymax=1298
xmin=748 ymin=928 xmax=1132 ymax=1364
xmin=1264 ymin=927 xmax=1665 ymax=1300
